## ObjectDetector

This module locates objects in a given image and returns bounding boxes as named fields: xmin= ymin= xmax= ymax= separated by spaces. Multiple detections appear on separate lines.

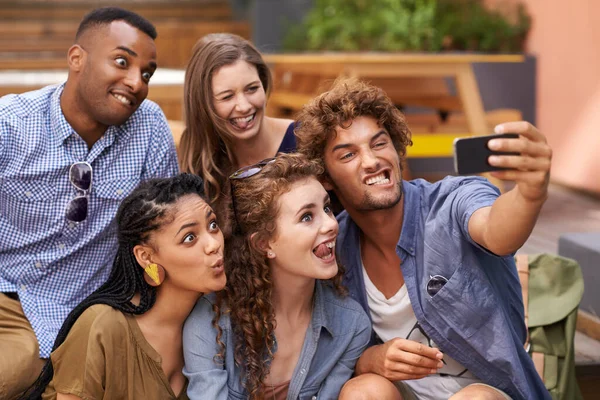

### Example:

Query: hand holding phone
xmin=453 ymin=121 xmax=552 ymax=203
xmin=453 ymin=133 xmax=520 ymax=175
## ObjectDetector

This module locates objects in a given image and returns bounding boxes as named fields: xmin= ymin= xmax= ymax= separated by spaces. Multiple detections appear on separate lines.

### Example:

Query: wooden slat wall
xmin=0 ymin=0 xmax=250 ymax=70
xmin=0 ymin=0 xmax=232 ymax=20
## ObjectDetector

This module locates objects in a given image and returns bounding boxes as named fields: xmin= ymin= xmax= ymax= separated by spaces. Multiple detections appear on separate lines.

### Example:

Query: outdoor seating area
xmin=0 ymin=0 xmax=250 ymax=70
xmin=1 ymin=0 xmax=599 ymax=398
xmin=265 ymin=52 xmax=525 ymax=159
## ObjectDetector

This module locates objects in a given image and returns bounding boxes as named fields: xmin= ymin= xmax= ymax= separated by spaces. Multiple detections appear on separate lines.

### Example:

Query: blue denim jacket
xmin=182 ymin=281 xmax=371 ymax=400
xmin=337 ymin=177 xmax=550 ymax=400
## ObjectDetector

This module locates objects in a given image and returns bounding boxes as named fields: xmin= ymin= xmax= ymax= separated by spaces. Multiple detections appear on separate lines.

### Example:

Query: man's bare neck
xmin=354 ymin=200 xmax=406 ymax=298
xmin=61 ymin=82 xmax=106 ymax=148
xmin=349 ymin=197 xmax=404 ymax=254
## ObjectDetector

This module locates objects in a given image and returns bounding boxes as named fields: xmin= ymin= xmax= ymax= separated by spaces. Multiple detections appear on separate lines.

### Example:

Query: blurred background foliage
xmin=282 ymin=0 xmax=531 ymax=53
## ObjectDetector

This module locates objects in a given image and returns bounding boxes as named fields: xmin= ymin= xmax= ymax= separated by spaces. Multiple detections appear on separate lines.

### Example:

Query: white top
xmin=362 ymin=262 xmax=482 ymax=399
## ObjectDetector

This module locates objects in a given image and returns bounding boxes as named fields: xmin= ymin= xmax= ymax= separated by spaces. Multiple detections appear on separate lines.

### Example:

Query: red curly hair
xmin=213 ymin=153 xmax=346 ymax=399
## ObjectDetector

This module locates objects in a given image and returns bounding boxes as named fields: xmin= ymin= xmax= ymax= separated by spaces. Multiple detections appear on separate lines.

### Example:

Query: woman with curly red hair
xmin=182 ymin=153 xmax=371 ymax=400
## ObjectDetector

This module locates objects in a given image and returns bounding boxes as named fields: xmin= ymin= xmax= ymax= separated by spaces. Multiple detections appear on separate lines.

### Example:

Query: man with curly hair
xmin=295 ymin=78 xmax=552 ymax=400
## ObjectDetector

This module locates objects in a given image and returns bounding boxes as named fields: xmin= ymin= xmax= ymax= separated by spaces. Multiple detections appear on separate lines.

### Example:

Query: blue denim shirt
xmin=182 ymin=281 xmax=371 ymax=400
xmin=337 ymin=177 xmax=550 ymax=400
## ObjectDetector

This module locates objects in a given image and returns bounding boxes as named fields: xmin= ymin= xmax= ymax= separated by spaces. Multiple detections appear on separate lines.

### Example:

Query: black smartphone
xmin=453 ymin=133 xmax=520 ymax=175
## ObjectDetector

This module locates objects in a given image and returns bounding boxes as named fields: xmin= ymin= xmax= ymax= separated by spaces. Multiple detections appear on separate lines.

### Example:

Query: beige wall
xmin=487 ymin=0 xmax=600 ymax=194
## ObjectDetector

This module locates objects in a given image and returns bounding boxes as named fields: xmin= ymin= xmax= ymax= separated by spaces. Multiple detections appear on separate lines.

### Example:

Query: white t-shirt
xmin=362 ymin=263 xmax=482 ymax=399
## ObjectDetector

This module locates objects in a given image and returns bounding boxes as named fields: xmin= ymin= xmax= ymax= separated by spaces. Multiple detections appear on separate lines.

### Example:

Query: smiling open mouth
xmin=313 ymin=240 xmax=335 ymax=261
xmin=230 ymin=113 xmax=256 ymax=129
xmin=366 ymin=171 xmax=390 ymax=186
xmin=112 ymin=93 xmax=133 ymax=106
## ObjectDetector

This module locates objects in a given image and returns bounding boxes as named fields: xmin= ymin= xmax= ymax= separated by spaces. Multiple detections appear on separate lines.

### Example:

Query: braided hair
xmin=22 ymin=173 xmax=206 ymax=399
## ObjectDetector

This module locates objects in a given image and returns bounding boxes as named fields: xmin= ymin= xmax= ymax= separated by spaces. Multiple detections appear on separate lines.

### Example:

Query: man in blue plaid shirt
xmin=0 ymin=7 xmax=178 ymax=397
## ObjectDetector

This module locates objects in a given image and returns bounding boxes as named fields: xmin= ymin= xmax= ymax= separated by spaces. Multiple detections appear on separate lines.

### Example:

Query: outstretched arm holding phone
xmin=468 ymin=121 xmax=552 ymax=256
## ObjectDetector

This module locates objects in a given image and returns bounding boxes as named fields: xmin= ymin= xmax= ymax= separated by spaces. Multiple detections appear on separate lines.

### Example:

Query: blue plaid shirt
xmin=0 ymin=84 xmax=179 ymax=357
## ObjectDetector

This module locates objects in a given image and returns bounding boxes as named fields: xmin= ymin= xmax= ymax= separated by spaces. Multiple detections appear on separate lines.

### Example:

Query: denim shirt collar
xmin=270 ymin=280 xmax=335 ymax=357
xmin=397 ymin=180 xmax=419 ymax=257
xmin=312 ymin=280 xmax=335 ymax=337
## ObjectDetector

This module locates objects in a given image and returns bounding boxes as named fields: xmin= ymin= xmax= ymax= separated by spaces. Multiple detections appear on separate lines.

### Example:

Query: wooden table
xmin=263 ymin=53 xmax=525 ymax=158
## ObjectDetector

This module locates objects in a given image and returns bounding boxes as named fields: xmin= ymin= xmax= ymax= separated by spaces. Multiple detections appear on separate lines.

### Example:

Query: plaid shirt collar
xmin=49 ymin=83 xmax=134 ymax=148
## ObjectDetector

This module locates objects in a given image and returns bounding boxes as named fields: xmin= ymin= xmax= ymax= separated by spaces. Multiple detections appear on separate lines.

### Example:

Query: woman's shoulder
xmin=319 ymin=283 xmax=369 ymax=319
xmin=270 ymin=117 xmax=295 ymax=132
xmin=186 ymin=293 xmax=231 ymax=330
xmin=53 ymin=304 xmax=129 ymax=355
xmin=75 ymin=304 xmax=130 ymax=337
xmin=267 ymin=116 xmax=295 ymax=140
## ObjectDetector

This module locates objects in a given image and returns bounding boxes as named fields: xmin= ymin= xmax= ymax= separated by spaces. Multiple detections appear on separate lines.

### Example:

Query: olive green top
xmin=43 ymin=304 xmax=188 ymax=400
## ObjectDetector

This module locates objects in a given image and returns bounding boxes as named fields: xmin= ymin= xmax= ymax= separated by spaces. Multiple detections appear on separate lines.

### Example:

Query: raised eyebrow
xmin=113 ymin=46 xmax=157 ymax=71
xmin=295 ymin=202 xmax=317 ymax=218
xmin=246 ymin=80 xmax=261 ymax=87
xmin=371 ymin=130 xmax=389 ymax=144
xmin=175 ymin=222 xmax=198 ymax=237
xmin=206 ymin=209 xmax=214 ymax=219
xmin=115 ymin=45 xmax=137 ymax=57
xmin=323 ymin=194 xmax=331 ymax=204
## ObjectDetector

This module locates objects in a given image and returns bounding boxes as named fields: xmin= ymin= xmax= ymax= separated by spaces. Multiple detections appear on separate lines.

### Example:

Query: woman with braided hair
xmin=182 ymin=153 xmax=371 ymax=400
xmin=23 ymin=174 xmax=226 ymax=400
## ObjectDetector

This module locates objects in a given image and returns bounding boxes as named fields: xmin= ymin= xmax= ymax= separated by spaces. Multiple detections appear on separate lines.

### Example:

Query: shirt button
xmin=300 ymin=368 xmax=306 ymax=375
xmin=311 ymin=397 xmax=317 ymax=400
xmin=57 ymin=243 xmax=65 ymax=250
xmin=35 ymin=261 xmax=42 ymax=268
xmin=24 ymin=191 xmax=33 ymax=197
xmin=20 ymin=284 xmax=26 ymax=291
xmin=68 ymin=222 xmax=76 ymax=229
xmin=116 ymin=189 xmax=124 ymax=195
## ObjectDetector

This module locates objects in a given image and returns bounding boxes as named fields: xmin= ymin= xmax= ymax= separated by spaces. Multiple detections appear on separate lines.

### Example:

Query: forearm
xmin=479 ymin=186 xmax=547 ymax=255
xmin=354 ymin=345 xmax=380 ymax=376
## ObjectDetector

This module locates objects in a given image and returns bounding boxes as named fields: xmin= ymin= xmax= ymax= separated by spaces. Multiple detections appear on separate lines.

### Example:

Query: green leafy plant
xmin=283 ymin=0 xmax=438 ymax=52
xmin=282 ymin=0 xmax=531 ymax=53
xmin=433 ymin=0 xmax=531 ymax=52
